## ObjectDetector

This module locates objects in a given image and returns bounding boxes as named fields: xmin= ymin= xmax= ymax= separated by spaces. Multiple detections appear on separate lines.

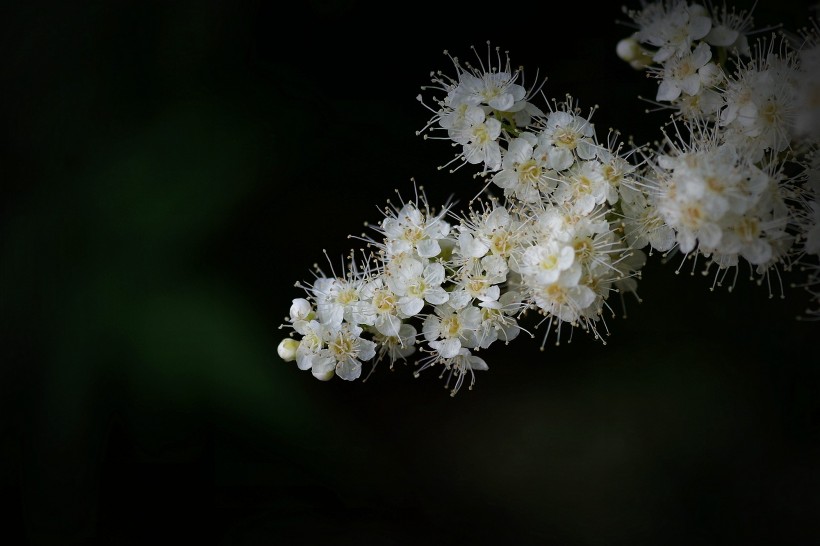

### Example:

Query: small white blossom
xmin=475 ymin=290 xmax=524 ymax=348
xmin=531 ymin=263 xmax=597 ymax=324
xmin=369 ymin=323 xmax=419 ymax=374
xmin=422 ymin=303 xmax=483 ymax=358
xmin=311 ymin=322 xmax=377 ymax=381
xmin=294 ymin=319 xmax=329 ymax=372
xmin=313 ymin=276 xmax=365 ymax=327
xmin=655 ymin=41 xmax=714 ymax=101
xmin=537 ymin=109 xmax=598 ymax=168
xmin=380 ymin=201 xmax=452 ymax=259
xmin=703 ymin=2 xmax=753 ymax=56
xmin=620 ymin=187 xmax=678 ymax=252
xmin=449 ymin=107 xmax=503 ymax=171
xmin=630 ymin=1 xmax=713 ymax=63
xmin=388 ymin=258 xmax=450 ymax=316
xmin=491 ymin=134 xmax=557 ymax=203
xmin=520 ymin=238 xmax=576 ymax=286
xmin=553 ymin=160 xmax=613 ymax=215
xmin=357 ymin=276 xmax=403 ymax=337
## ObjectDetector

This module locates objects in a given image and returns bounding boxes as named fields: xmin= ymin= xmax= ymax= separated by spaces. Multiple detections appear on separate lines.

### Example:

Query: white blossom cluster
xmin=277 ymin=45 xmax=646 ymax=396
xmin=277 ymin=1 xmax=820 ymax=395
xmin=616 ymin=0 xmax=820 ymax=303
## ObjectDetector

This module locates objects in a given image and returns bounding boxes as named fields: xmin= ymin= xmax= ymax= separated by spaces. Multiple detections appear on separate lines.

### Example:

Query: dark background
xmin=3 ymin=1 xmax=819 ymax=544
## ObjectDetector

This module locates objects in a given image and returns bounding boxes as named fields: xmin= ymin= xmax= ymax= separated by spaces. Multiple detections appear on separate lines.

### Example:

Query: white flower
xmin=703 ymin=2 xmax=753 ymax=56
xmin=388 ymin=258 xmax=450 ymax=316
xmin=311 ymin=322 xmax=377 ymax=381
xmin=419 ymin=42 xmax=543 ymax=124
xmin=675 ymin=87 xmax=724 ymax=120
xmin=438 ymin=102 xmax=473 ymax=132
xmin=491 ymin=134 xmax=557 ymax=203
xmin=456 ymin=204 xmax=529 ymax=263
xmin=294 ymin=319 xmax=329 ymax=372
xmin=631 ymin=1 xmax=713 ymax=63
xmin=569 ymin=221 xmax=618 ymax=273
xmin=441 ymin=348 xmax=489 ymax=397
xmin=537 ymin=109 xmax=598 ymax=167
xmin=531 ymin=263 xmax=597 ymax=324
xmin=381 ymin=201 xmax=452 ymax=259
xmin=597 ymin=143 xmax=638 ymax=203
xmin=370 ymin=323 xmax=418 ymax=374
xmin=519 ymin=238 xmax=576 ymax=286
xmin=531 ymin=203 xmax=578 ymax=244
xmin=620 ymin=188 xmax=677 ymax=252
xmin=457 ymin=229 xmax=491 ymax=261
xmin=443 ymin=287 xmax=473 ymax=310
xmin=553 ymin=159 xmax=612 ymax=215
xmin=313 ymin=276 xmax=365 ymax=327
xmin=655 ymin=41 xmax=713 ymax=101
xmin=456 ymin=70 xmax=527 ymax=112
xmin=449 ymin=107 xmax=503 ymax=171
xmin=475 ymin=290 xmax=524 ymax=349
xmin=357 ymin=276 xmax=403 ymax=337
xmin=413 ymin=346 xmax=490 ymax=397
xmin=422 ymin=303 xmax=482 ymax=358
xmin=456 ymin=267 xmax=501 ymax=305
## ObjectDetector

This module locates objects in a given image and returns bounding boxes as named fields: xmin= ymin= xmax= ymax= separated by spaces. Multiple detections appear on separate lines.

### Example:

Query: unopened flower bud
xmin=289 ymin=298 xmax=313 ymax=321
xmin=616 ymin=37 xmax=641 ymax=62
xmin=277 ymin=338 xmax=299 ymax=362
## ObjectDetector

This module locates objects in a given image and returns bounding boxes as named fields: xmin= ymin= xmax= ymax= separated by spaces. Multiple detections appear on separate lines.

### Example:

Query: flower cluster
xmin=277 ymin=1 xmax=820 ymax=395
xmin=616 ymin=0 xmax=819 ymax=296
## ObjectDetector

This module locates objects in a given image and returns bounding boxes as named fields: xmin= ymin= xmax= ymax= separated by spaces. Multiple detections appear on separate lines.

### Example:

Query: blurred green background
xmin=3 ymin=1 xmax=818 ymax=544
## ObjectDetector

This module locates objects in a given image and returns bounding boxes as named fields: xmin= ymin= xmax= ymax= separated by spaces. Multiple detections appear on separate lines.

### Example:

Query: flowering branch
xmin=276 ymin=0 xmax=820 ymax=396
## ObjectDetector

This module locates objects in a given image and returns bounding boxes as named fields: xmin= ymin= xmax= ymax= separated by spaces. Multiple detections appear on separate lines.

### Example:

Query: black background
xmin=3 ymin=1 xmax=819 ymax=544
